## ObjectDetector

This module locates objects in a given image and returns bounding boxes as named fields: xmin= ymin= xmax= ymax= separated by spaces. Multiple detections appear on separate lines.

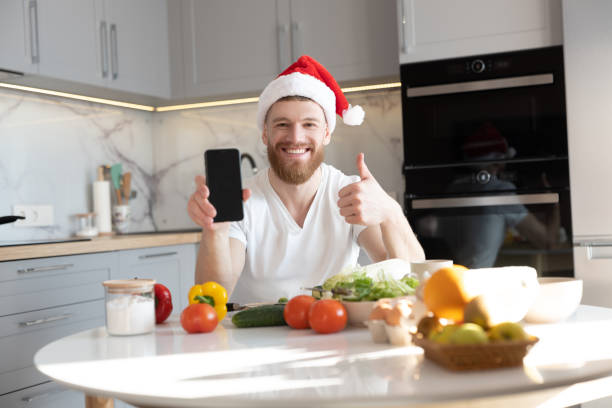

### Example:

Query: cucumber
xmin=231 ymin=304 xmax=287 ymax=328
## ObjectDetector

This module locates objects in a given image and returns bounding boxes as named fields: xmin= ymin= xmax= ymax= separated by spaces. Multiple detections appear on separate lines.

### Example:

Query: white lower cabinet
xmin=0 ymin=243 xmax=196 ymax=407
xmin=0 ymin=251 xmax=117 ymax=407
xmin=0 ymin=381 xmax=84 ymax=408
xmin=115 ymin=244 xmax=196 ymax=313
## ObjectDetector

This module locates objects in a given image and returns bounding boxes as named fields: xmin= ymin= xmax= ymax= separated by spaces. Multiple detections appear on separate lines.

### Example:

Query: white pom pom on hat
xmin=257 ymin=55 xmax=365 ymax=133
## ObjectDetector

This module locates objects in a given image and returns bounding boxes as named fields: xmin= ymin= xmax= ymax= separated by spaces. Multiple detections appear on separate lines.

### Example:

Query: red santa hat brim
xmin=257 ymin=55 xmax=365 ymax=133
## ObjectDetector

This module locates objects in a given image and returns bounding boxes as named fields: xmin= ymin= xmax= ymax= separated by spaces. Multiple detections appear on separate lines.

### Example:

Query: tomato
xmin=180 ymin=303 xmax=218 ymax=333
xmin=284 ymin=295 xmax=316 ymax=329
xmin=308 ymin=299 xmax=347 ymax=334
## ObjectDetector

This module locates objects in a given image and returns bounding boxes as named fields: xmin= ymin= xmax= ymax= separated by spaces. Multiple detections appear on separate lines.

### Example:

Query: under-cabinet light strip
xmin=155 ymin=97 xmax=260 ymax=112
xmin=156 ymin=82 xmax=402 ymax=112
xmin=0 ymin=81 xmax=401 ymax=113
xmin=0 ymin=82 xmax=155 ymax=111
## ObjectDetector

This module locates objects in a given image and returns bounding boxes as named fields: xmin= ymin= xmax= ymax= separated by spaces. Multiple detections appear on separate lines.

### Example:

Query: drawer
xmin=0 ymin=252 xmax=116 ymax=316
xmin=117 ymin=245 xmax=183 ymax=312
xmin=0 ymin=300 xmax=104 ymax=395
xmin=0 ymin=381 xmax=84 ymax=408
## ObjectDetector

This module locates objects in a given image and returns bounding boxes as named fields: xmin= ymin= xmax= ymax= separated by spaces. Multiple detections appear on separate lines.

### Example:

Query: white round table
xmin=35 ymin=305 xmax=612 ymax=408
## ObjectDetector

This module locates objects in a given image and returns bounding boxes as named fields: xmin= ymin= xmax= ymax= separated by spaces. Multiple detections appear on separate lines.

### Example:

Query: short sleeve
xmin=228 ymin=220 xmax=247 ymax=246
xmin=504 ymin=205 xmax=529 ymax=228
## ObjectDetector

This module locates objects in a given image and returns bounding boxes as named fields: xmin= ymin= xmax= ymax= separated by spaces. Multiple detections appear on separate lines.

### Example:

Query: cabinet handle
xmin=277 ymin=24 xmax=290 ymax=73
xmin=407 ymin=73 xmax=554 ymax=98
xmin=399 ymin=0 xmax=413 ymax=53
xmin=20 ymin=313 xmax=73 ymax=327
xmin=411 ymin=193 xmax=559 ymax=210
xmin=291 ymin=21 xmax=302 ymax=62
xmin=28 ymin=0 xmax=39 ymax=64
xmin=100 ymin=21 xmax=109 ymax=78
xmin=21 ymin=385 xmax=67 ymax=402
xmin=17 ymin=263 xmax=74 ymax=274
xmin=110 ymin=23 xmax=118 ymax=80
xmin=138 ymin=251 xmax=178 ymax=260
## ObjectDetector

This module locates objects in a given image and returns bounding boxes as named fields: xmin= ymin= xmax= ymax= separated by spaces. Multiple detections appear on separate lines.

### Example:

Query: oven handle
xmin=411 ymin=193 xmax=559 ymax=209
xmin=406 ymin=73 xmax=553 ymax=98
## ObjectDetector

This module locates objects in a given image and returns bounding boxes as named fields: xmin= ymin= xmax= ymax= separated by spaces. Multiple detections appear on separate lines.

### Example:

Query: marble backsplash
xmin=0 ymin=87 xmax=403 ymax=241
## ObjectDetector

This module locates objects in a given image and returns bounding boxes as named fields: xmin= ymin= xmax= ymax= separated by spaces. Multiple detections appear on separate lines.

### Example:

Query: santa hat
xmin=257 ymin=55 xmax=365 ymax=133
xmin=462 ymin=122 xmax=516 ymax=160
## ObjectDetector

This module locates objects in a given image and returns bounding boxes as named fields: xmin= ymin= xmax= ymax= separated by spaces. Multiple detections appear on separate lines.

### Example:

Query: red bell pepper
xmin=154 ymin=283 xmax=173 ymax=324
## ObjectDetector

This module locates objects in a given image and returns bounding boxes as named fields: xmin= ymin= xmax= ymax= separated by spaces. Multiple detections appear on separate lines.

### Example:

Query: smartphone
xmin=204 ymin=148 xmax=244 ymax=222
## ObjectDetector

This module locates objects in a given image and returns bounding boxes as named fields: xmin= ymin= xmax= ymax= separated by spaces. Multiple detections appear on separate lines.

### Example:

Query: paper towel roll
xmin=93 ymin=180 xmax=112 ymax=233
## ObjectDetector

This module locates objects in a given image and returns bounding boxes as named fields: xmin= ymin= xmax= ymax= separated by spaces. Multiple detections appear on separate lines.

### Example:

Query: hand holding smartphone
xmin=204 ymin=148 xmax=244 ymax=222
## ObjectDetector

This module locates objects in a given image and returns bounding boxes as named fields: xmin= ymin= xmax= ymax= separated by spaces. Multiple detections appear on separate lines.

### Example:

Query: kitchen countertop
xmin=34 ymin=305 xmax=612 ymax=408
xmin=0 ymin=230 xmax=202 ymax=262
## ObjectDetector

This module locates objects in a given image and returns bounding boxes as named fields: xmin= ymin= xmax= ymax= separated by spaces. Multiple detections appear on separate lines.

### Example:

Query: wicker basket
xmin=414 ymin=335 xmax=539 ymax=371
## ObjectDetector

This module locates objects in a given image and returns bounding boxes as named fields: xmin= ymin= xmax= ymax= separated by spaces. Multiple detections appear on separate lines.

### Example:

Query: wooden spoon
xmin=122 ymin=172 xmax=132 ymax=205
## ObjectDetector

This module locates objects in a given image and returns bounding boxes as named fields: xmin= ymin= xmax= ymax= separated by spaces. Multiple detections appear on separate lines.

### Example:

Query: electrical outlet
xmin=13 ymin=205 xmax=54 ymax=227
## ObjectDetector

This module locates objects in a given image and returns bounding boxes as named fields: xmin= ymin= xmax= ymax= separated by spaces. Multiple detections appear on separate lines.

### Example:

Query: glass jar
xmin=74 ymin=212 xmax=98 ymax=237
xmin=102 ymin=279 xmax=156 ymax=336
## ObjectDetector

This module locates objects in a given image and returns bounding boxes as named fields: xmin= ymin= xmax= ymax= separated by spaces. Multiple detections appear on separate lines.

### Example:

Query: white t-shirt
xmin=228 ymin=163 xmax=366 ymax=303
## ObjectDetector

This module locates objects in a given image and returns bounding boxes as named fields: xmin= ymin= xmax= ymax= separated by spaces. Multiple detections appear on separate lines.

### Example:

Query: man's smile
xmin=279 ymin=145 xmax=312 ymax=158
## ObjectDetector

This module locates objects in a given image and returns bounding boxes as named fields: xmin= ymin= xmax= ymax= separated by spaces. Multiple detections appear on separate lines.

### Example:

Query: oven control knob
xmin=476 ymin=170 xmax=491 ymax=184
xmin=471 ymin=59 xmax=485 ymax=73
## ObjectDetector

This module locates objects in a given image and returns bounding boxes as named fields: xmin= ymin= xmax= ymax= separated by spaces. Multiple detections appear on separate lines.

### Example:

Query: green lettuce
xmin=321 ymin=265 xmax=419 ymax=301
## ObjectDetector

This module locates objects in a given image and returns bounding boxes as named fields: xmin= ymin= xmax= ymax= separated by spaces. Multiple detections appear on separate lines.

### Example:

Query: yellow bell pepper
xmin=188 ymin=282 xmax=228 ymax=321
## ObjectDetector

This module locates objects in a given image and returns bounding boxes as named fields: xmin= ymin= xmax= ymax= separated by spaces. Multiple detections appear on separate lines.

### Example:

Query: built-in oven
xmin=401 ymin=46 xmax=573 ymax=276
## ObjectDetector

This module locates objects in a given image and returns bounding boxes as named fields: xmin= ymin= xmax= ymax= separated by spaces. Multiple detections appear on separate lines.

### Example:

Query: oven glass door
xmin=410 ymin=192 xmax=573 ymax=277
xmin=401 ymin=47 xmax=567 ymax=167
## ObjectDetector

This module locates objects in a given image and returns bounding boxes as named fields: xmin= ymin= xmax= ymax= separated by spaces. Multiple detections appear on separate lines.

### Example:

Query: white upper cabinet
xmin=179 ymin=0 xmax=281 ymax=99
xmin=0 ymin=0 xmax=170 ymax=99
xmin=290 ymin=0 xmax=399 ymax=84
xmin=398 ymin=0 xmax=563 ymax=64
xmin=36 ymin=0 xmax=100 ymax=85
xmin=96 ymin=0 xmax=171 ymax=98
xmin=178 ymin=0 xmax=399 ymax=100
xmin=0 ymin=1 xmax=35 ymax=74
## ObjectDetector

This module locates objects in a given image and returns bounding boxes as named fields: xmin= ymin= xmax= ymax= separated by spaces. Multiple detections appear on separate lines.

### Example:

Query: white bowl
xmin=341 ymin=301 xmax=376 ymax=327
xmin=524 ymin=277 xmax=583 ymax=324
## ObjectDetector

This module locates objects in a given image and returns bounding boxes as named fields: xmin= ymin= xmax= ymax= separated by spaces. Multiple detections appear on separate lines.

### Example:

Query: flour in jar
xmin=105 ymin=294 xmax=155 ymax=335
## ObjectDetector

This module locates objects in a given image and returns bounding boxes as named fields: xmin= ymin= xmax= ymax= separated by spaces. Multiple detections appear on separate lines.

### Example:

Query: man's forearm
xmin=195 ymin=229 xmax=236 ymax=292
xmin=380 ymin=201 xmax=425 ymax=262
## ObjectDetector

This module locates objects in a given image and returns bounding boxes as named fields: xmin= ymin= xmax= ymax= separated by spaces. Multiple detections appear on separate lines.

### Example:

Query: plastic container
xmin=102 ymin=279 xmax=156 ymax=336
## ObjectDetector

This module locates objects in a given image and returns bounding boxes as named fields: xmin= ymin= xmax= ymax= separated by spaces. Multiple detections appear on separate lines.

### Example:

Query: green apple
xmin=488 ymin=322 xmax=528 ymax=342
xmin=449 ymin=323 xmax=489 ymax=345
xmin=431 ymin=324 xmax=460 ymax=344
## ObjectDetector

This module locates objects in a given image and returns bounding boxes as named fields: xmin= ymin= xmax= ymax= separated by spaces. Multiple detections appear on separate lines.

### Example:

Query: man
xmin=188 ymin=55 xmax=424 ymax=302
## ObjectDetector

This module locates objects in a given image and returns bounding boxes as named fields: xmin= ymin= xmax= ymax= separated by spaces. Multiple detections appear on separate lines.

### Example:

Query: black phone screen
xmin=204 ymin=148 xmax=244 ymax=222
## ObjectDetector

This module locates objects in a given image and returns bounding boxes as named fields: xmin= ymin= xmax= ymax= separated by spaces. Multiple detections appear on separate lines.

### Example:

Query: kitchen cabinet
xmin=0 ymin=0 xmax=170 ymax=99
xmin=0 ymin=251 xmax=117 ymax=406
xmin=0 ymin=381 xmax=84 ymax=408
xmin=397 ymin=0 xmax=563 ymax=64
xmin=563 ymin=0 xmax=612 ymax=309
xmin=114 ymin=244 xmax=196 ymax=313
xmin=176 ymin=0 xmax=399 ymax=100
xmin=0 ymin=1 xmax=30 ymax=74
xmin=94 ymin=0 xmax=171 ymax=98
xmin=33 ymin=0 xmax=100 ymax=85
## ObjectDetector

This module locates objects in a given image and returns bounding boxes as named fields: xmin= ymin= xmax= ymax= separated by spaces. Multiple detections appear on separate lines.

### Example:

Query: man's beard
xmin=267 ymin=142 xmax=324 ymax=185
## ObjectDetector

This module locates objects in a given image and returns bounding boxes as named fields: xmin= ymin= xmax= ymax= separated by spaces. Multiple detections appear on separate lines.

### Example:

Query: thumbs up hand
xmin=337 ymin=153 xmax=396 ymax=226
